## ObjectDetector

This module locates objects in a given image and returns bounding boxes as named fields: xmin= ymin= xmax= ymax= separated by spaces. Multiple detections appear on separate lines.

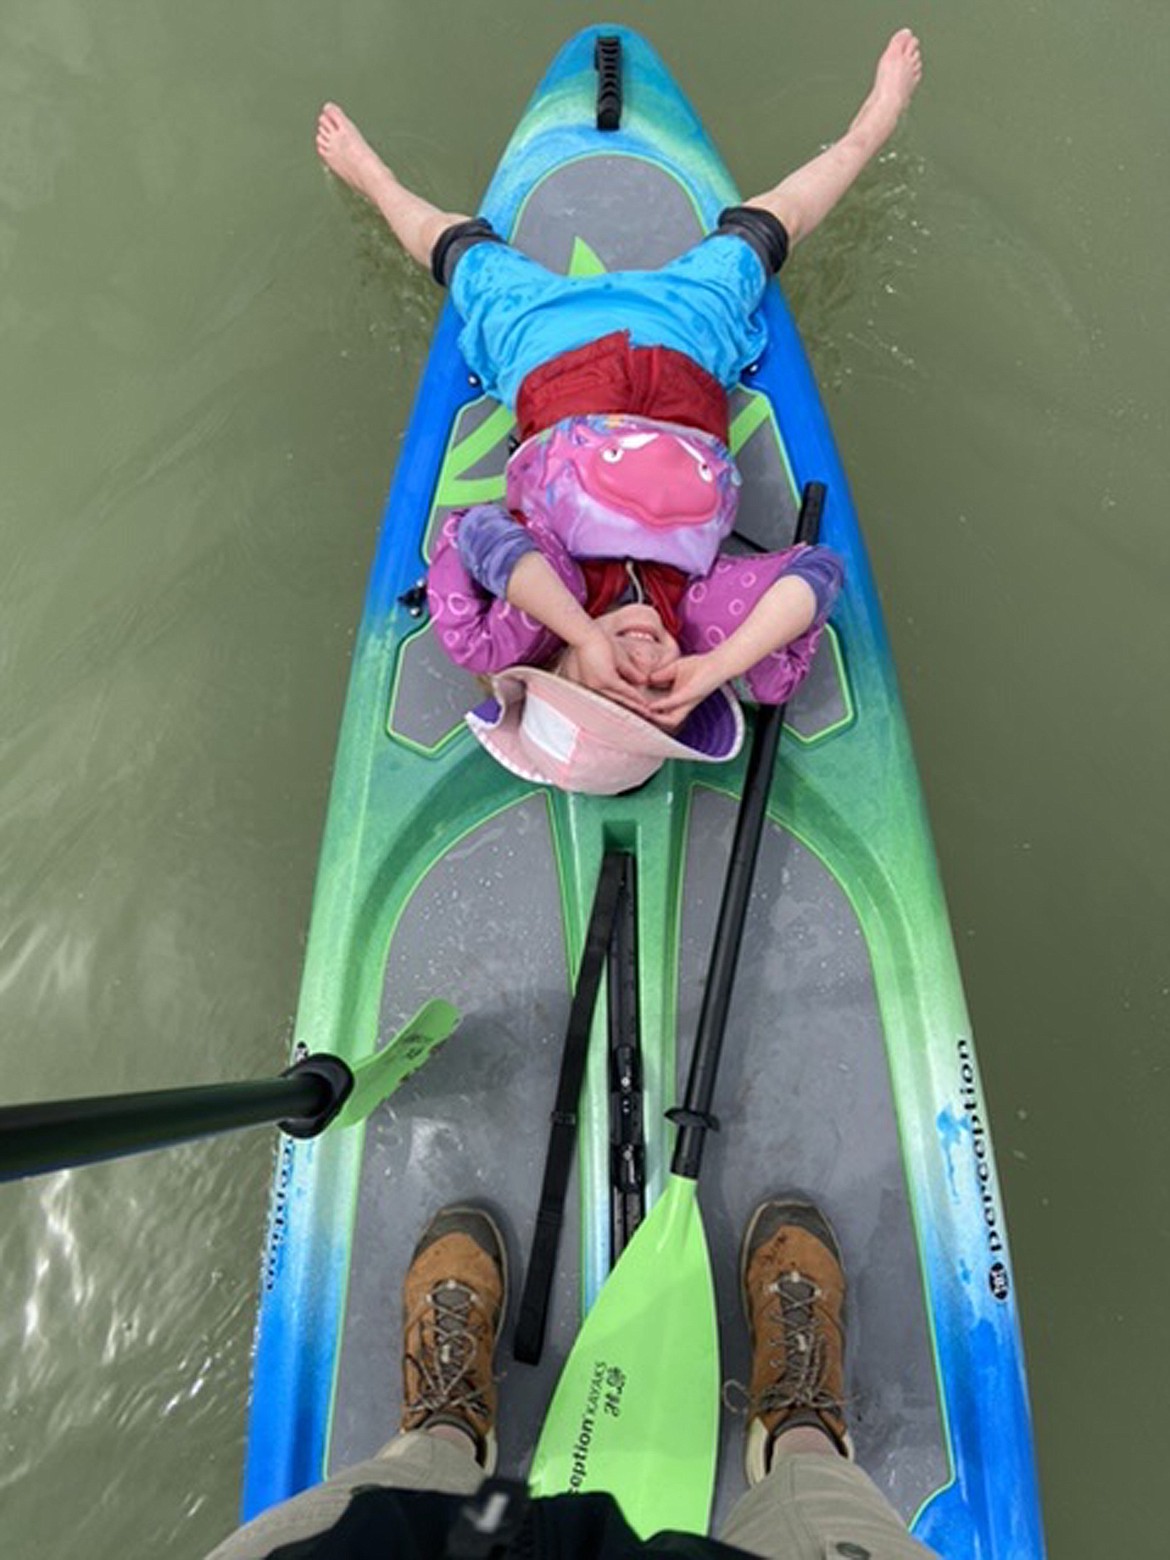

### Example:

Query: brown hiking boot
xmin=738 ymin=1199 xmax=853 ymax=1483
xmin=401 ymin=1205 xmax=508 ymax=1472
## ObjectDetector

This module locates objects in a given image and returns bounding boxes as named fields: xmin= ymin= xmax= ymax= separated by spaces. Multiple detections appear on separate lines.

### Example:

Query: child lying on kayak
xmin=317 ymin=29 xmax=923 ymax=790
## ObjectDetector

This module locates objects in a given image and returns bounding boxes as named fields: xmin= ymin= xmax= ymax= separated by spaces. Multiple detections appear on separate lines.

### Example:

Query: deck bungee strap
xmin=607 ymin=855 xmax=644 ymax=1258
xmin=514 ymin=851 xmax=629 ymax=1365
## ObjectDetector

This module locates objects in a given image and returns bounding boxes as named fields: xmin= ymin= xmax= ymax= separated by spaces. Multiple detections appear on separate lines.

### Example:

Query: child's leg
xmin=315 ymin=102 xmax=557 ymax=401
xmin=316 ymin=103 xmax=470 ymax=269
xmin=742 ymin=27 xmax=922 ymax=248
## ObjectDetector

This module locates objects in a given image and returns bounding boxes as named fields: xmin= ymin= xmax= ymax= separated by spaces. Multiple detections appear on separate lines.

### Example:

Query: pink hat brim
xmin=466 ymin=665 xmax=743 ymax=795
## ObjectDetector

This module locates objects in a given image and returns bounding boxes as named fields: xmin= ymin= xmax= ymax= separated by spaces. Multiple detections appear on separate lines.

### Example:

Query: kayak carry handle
xmin=514 ymin=851 xmax=628 ymax=1365
xmin=595 ymin=35 xmax=623 ymax=131
xmin=607 ymin=854 xmax=644 ymax=1258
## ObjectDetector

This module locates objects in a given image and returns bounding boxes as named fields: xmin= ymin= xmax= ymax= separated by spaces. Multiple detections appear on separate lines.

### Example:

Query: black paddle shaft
xmin=0 ymin=1053 xmax=355 ymax=1184
xmin=669 ymin=481 xmax=826 ymax=1180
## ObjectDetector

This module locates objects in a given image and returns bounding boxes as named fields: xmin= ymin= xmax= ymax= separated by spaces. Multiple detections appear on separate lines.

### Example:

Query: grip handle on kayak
xmin=595 ymin=35 xmax=623 ymax=131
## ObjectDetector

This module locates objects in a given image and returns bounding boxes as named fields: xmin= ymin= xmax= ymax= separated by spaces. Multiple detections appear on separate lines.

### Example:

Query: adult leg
xmin=716 ymin=1199 xmax=940 ymax=1560
xmin=203 ymin=1432 xmax=483 ymax=1560
xmin=743 ymin=27 xmax=923 ymax=249
xmin=315 ymin=102 xmax=470 ymax=268
xmin=203 ymin=1207 xmax=506 ymax=1560
xmin=720 ymin=1447 xmax=939 ymax=1560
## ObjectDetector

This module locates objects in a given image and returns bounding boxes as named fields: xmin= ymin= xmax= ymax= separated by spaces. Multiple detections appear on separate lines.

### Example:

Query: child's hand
xmin=644 ymin=652 xmax=729 ymax=728
xmin=569 ymin=629 xmax=653 ymax=714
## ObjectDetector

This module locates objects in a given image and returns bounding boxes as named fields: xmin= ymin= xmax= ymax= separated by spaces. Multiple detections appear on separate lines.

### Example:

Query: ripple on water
xmin=0 ymin=1132 xmax=271 ymax=1552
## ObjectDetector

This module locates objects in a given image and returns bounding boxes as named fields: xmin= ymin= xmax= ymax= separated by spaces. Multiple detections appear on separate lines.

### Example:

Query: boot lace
xmin=403 ymin=1279 xmax=491 ymax=1423
xmin=724 ymin=1269 xmax=844 ymax=1419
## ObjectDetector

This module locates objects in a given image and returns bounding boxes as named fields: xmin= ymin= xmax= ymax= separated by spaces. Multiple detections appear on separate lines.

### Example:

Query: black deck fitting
xmin=595 ymin=35 xmax=623 ymax=131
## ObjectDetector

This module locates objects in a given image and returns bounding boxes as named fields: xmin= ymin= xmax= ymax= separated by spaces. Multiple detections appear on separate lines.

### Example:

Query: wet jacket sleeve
xmin=455 ymin=503 xmax=540 ymax=598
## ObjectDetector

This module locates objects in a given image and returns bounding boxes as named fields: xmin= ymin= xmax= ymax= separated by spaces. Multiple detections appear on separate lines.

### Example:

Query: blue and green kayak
xmin=242 ymin=27 xmax=1044 ymax=1559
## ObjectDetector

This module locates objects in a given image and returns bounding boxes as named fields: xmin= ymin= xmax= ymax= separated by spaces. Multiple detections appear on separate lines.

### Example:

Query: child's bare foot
xmin=314 ymin=102 xmax=469 ymax=269
xmin=845 ymin=27 xmax=922 ymax=151
xmin=872 ymin=28 xmax=923 ymax=120
xmin=316 ymin=102 xmax=391 ymax=201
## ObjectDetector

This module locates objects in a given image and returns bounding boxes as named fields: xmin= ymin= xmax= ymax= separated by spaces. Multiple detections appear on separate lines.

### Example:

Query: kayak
xmin=242 ymin=27 xmax=1044 ymax=1558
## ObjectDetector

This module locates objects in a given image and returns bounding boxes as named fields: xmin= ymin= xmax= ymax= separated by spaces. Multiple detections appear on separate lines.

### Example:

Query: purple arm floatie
xmin=780 ymin=543 xmax=844 ymax=626
xmin=455 ymin=503 xmax=539 ymax=598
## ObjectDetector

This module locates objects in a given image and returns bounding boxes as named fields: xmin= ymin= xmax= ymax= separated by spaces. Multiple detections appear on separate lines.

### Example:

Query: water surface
xmin=2 ymin=3 xmax=1167 ymax=1556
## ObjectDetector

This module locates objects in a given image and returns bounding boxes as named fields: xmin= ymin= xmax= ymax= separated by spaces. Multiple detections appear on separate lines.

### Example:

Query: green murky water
xmin=2 ymin=2 xmax=1167 ymax=1555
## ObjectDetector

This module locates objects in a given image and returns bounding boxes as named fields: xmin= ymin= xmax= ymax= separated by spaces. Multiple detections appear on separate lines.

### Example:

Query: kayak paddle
xmin=334 ymin=998 xmax=461 ymax=1128
xmin=0 ymin=998 xmax=459 ymax=1183
xmin=528 ymin=481 xmax=826 ymax=1537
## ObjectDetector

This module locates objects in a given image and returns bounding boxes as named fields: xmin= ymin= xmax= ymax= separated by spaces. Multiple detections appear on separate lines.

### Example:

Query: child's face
xmin=594 ymin=604 xmax=681 ymax=680
xmin=557 ymin=603 xmax=681 ymax=683
xmin=556 ymin=604 xmax=684 ymax=727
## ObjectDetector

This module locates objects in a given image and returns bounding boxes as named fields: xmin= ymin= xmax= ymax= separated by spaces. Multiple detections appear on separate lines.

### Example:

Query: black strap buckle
xmin=665 ymin=1105 xmax=720 ymax=1134
xmin=445 ymin=1478 xmax=530 ymax=1560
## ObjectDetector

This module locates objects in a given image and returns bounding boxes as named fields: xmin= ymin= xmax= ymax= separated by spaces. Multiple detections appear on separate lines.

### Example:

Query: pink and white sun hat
xmin=465 ymin=665 xmax=744 ymax=796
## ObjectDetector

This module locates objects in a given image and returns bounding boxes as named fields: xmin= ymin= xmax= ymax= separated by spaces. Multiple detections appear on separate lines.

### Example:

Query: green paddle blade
xmin=334 ymin=999 xmax=460 ymax=1128
xmin=529 ymin=1175 xmax=718 ymax=1538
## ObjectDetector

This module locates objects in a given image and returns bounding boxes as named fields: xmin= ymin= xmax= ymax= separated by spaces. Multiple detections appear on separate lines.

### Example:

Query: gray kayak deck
xmin=330 ymin=788 xmax=946 ymax=1525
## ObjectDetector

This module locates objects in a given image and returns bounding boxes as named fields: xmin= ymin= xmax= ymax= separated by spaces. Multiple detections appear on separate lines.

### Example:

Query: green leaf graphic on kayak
xmin=434 ymin=402 xmax=514 ymax=508
xmin=568 ymin=236 xmax=607 ymax=276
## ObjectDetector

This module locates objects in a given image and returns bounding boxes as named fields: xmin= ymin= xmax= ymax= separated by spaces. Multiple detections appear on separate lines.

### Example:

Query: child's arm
xmin=427 ymin=509 xmax=561 ymax=674
xmin=647 ymin=575 xmax=818 ymax=725
xmin=505 ymin=552 xmax=653 ymax=712
xmin=437 ymin=506 xmax=652 ymax=707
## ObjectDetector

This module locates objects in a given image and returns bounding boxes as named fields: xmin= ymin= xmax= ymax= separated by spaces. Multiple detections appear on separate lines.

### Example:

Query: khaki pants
xmin=206 ymin=1433 xmax=937 ymax=1560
